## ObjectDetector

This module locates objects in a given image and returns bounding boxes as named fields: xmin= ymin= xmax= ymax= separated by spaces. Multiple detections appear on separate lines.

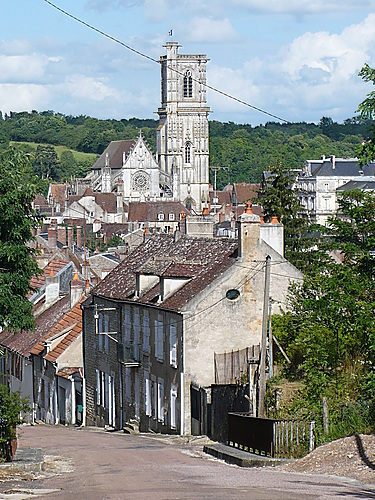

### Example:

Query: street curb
xmin=11 ymin=448 xmax=44 ymax=473
xmin=203 ymin=443 xmax=291 ymax=467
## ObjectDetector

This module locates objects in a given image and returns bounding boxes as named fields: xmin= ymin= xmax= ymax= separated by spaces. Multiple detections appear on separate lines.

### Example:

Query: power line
xmin=43 ymin=0 xmax=291 ymax=124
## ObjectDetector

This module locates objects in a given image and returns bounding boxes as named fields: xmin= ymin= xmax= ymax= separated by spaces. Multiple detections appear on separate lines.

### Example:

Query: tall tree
xmin=0 ymin=147 xmax=41 ymax=331
xmin=357 ymin=63 xmax=375 ymax=166
xmin=258 ymin=160 xmax=314 ymax=271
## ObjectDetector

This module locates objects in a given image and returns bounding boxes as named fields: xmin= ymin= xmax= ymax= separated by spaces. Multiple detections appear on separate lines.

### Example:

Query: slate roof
xmin=128 ymin=202 xmax=190 ymax=222
xmin=0 ymin=295 xmax=71 ymax=358
xmin=92 ymin=233 xmax=238 ymax=312
xmin=92 ymin=140 xmax=137 ymax=170
xmin=336 ymin=179 xmax=375 ymax=191
xmin=306 ymin=159 xmax=375 ymax=177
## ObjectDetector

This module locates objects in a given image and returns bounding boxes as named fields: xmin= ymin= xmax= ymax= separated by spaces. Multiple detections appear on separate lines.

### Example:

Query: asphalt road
xmin=7 ymin=425 xmax=375 ymax=499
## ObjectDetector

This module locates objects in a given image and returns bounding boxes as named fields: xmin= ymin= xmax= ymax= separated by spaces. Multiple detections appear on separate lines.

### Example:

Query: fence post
xmin=309 ymin=420 xmax=315 ymax=453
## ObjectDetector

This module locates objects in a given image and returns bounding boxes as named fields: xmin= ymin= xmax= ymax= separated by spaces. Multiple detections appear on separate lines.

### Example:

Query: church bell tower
xmin=157 ymin=42 xmax=210 ymax=212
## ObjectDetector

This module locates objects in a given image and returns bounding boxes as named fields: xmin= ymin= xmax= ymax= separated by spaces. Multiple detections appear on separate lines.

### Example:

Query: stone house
xmin=30 ymin=275 xmax=84 ymax=426
xmin=297 ymin=155 xmax=375 ymax=225
xmin=82 ymin=206 xmax=302 ymax=435
xmin=127 ymin=201 xmax=190 ymax=233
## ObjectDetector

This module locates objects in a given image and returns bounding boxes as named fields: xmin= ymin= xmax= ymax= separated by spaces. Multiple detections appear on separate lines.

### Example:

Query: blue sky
xmin=1 ymin=0 xmax=375 ymax=125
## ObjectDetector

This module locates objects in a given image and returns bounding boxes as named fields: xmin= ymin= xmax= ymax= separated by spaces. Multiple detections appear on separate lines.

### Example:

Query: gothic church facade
xmin=88 ymin=42 xmax=210 ymax=212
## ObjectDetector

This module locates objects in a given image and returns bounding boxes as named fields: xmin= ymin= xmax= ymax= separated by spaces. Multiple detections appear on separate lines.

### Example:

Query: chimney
xmin=85 ymin=279 xmax=90 ymax=296
xmin=67 ymin=227 xmax=73 ymax=248
xmin=143 ymin=226 xmax=151 ymax=243
xmin=237 ymin=210 xmax=260 ymax=258
xmin=70 ymin=272 xmax=83 ymax=309
xmin=45 ymin=269 xmax=60 ymax=305
xmin=48 ymin=226 xmax=57 ymax=250
xmin=57 ymin=226 xmax=66 ymax=246
xmin=259 ymin=215 xmax=284 ymax=257
xmin=202 ymin=207 xmax=209 ymax=216
xmin=76 ymin=226 xmax=82 ymax=248
xmin=330 ymin=155 xmax=336 ymax=169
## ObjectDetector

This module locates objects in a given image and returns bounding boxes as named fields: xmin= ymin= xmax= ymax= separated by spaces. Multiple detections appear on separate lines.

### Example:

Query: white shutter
xmin=96 ymin=369 xmax=101 ymax=405
xmin=170 ymin=387 xmax=177 ymax=429
xmin=158 ymin=379 xmax=164 ymax=423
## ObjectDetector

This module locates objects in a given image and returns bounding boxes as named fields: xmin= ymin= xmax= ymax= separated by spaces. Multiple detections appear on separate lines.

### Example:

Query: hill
xmin=0 ymin=111 xmax=372 ymax=187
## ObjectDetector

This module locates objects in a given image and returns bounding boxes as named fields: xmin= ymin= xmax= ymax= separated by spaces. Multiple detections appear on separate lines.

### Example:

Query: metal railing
xmin=228 ymin=412 xmax=315 ymax=458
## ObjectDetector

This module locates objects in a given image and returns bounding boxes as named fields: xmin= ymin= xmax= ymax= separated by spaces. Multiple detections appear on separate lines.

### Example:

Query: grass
xmin=10 ymin=141 xmax=98 ymax=162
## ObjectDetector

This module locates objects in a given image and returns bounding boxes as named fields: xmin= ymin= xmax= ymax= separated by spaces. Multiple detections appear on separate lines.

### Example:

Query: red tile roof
xmin=0 ymin=295 xmax=71 ymax=358
xmin=209 ymin=190 xmax=232 ymax=206
xmin=92 ymin=234 xmax=238 ymax=312
xmin=128 ymin=202 xmax=190 ymax=222
xmin=233 ymin=183 xmax=261 ymax=204
xmin=56 ymin=367 xmax=81 ymax=379
xmin=30 ymin=259 xmax=70 ymax=292
xmin=30 ymin=300 xmax=83 ymax=356
xmin=50 ymin=184 xmax=68 ymax=207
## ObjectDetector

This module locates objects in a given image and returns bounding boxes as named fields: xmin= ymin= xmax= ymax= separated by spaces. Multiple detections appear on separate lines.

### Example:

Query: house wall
xmin=180 ymin=241 xmax=301 ymax=434
xmin=33 ymin=354 xmax=57 ymax=425
xmin=83 ymin=297 xmax=182 ymax=434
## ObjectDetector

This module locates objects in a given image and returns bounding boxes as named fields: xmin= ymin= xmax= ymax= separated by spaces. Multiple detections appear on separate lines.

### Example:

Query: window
xmin=183 ymin=70 xmax=193 ymax=97
xmin=143 ymin=311 xmax=150 ymax=354
xmin=158 ymin=379 xmax=164 ymax=423
xmin=325 ymin=198 xmax=330 ymax=211
xmin=104 ymin=314 xmax=109 ymax=353
xmin=124 ymin=308 xmax=131 ymax=344
xmin=134 ymin=308 xmax=140 ymax=361
xmin=168 ymin=213 xmax=175 ymax=221
xmin=96 ymin=370 xmax=101 ymax=405
xmin=157 ymin=213 xmax=165 ymax=221
xmin=98 ymin=313 xmax=103 ymax=351
xmin=185 ymin=142 xmax=192 ymax=164
xmin=170 ymin=387 xmax=177 ymax=429
xmin=155 ymin=315 xmax=164 ymax=361
xmin=169 ymin=322 xmax=177 ymax=367
xmin=324 ymin=183 xmax=329 ymax=192
xmin=145 ymin=376 xmax=152 ymax=416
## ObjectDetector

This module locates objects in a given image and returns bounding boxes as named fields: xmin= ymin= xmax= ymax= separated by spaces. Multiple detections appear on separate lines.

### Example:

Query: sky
xmin=1 ymin=1 xmax=375 ymax=125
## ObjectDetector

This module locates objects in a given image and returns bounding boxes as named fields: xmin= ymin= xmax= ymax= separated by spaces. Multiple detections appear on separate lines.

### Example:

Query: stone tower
xmin=157 ymin=42 xmax=211 ymax=212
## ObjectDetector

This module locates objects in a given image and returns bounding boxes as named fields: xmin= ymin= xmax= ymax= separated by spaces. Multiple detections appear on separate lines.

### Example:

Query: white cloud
xmin=61 ymin=75 xmax=120 ymax=102
xmin=282 ymin=13 xmax=375 ymax=81
xmin=0 ymin=84 xmax=50 ymax=114
xmin=228 ymin=0 xmax=375 ymax=15
xmin=186 ymin=17 xmax=239 ymax=43
xmin=0 ymin=54 xmax=50 ymax=83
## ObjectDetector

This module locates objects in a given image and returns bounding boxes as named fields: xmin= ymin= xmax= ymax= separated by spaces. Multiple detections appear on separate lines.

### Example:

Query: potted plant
xmin=0 ymin=385 xmax=30 ymax=462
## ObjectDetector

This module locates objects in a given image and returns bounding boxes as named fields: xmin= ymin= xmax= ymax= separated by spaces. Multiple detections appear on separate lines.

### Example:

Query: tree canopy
xmin=0 ymin=147 xmax=41 ymax=332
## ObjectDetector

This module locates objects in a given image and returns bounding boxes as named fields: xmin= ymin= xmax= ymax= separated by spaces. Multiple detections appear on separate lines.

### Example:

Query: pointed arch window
xmin=185 ymin=142 xmax=192 ymax=164
xmin=183 ymin=70 xmax=193 ymax=98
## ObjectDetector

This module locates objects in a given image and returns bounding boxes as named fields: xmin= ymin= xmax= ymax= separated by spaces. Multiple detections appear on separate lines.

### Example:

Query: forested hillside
xmin=0 ymin=111 xmax=371 ymax=188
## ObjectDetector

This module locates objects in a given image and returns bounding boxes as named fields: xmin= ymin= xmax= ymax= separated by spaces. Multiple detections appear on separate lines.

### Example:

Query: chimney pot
xmin=245 ymin=202 xmax=253 ymax=214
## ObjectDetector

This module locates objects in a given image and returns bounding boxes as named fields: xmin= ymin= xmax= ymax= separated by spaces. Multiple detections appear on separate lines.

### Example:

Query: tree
xmin=0 ymin=147 xmax=42 ymax=332
xmin=357 ymin=63 xmax=375 ymax=166
xmin=33 ymin=145 xmax=59 ymax=180
xmin=258 ymin=160 xmax=314 ymax=271
xmin=272 ymin=190 xmax=375 ymax=439
xmin=0 ymin=385 xmax=30 ymax=461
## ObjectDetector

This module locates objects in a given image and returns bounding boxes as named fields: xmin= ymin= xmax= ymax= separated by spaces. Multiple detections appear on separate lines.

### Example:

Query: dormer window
xmin=158 ymin=213 xmax=165 ymax=221
xmin=168 ymin=213 xmax=175 ymax=221
xmin=183 ymin=70 xmax=193 ymax=97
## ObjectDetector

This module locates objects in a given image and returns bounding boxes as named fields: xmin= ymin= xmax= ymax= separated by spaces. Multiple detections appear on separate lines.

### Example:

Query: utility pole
xmin=209 ymin=166 xmax=228 ymax=215
xmin=258 ymin=255 xmax=271 ymax=418
xmin=269 ymin=298 xmax=273 ymax=380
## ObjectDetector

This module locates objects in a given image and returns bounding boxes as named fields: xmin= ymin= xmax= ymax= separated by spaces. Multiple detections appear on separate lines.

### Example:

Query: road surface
xmin=4 ymin=425 xmax=374 ymax=499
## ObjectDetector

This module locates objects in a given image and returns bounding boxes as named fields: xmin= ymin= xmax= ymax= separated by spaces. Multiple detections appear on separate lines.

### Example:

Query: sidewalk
xmin=203 ymin=442 xmax=291 ymax=467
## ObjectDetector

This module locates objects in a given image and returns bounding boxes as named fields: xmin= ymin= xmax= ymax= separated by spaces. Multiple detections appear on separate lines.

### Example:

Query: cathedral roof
xmin=92 ymin=139 xmax=137 ymax=170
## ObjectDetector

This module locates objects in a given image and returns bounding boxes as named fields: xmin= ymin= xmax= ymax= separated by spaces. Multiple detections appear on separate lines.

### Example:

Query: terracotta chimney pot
xmin=245 ymin=202 xmax=253 ymax=214
xmin=271 ymin=215 xmax=279 ymax=224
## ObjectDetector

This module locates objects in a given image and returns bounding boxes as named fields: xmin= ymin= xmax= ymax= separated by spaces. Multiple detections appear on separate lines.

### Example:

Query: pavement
xmin=2 ymin=425 xmax=375 ymax=499
xmin=203 ymin=442 xmax=291 ymax=467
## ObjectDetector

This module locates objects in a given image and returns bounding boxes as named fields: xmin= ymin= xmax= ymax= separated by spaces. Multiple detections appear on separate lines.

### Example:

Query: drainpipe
xmin=180 ymin=313 xmax=184 ymax=436
xmin=54 ymin=366 xmax=59 ymax=425
xmin=71 ymin=377 xmax=76 ymax=425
